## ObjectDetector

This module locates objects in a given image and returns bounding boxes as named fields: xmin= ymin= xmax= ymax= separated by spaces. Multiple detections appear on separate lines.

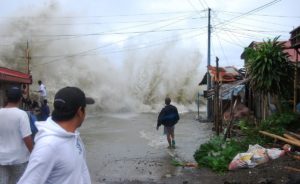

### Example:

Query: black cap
xmin=6 ymin=86 xmax=22 ymax=100
xmin=52 ymin=87 xmax=94 ymax=117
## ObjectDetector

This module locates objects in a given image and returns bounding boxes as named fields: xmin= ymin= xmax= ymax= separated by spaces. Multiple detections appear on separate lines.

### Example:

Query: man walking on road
xmin=18 ymin=86 xmax=94 ymax=184
xmin=157 ymin=97 xmax=180 ymax=149
xmin=0 ymin=86 xmax=33 ymax=184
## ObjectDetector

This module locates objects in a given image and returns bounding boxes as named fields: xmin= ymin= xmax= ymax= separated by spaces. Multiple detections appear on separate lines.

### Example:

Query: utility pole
xmin=26 ymin=41 xmax=30 ymax=97
xmin=215 ymin=57 xmax=220 ymax=135
xmin=26 ymin=41 xmax=30 ymax=74
xmin=207 ymin=8 xmax=212 ymax=121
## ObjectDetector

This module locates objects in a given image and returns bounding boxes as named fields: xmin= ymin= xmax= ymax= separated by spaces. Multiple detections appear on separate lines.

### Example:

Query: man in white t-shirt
xmin=0 ymin=86 xmax=33 ymax=184
xmin=18 ymin=86 xmax=94 ymax=184
xmin=37 ymin=80 xmax=47 ymax=104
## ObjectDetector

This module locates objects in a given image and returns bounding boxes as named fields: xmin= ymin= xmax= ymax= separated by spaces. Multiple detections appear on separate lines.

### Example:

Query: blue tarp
xmin=221 ymin=84 xmax=245 ymax=100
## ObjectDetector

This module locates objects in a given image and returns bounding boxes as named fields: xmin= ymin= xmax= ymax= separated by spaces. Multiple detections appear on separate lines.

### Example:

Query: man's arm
xmin=175 ymin=107 xmax=180 ymax=122
xmin=157 ymin=108 xmax=165 ymax=130
xmin=17 ymin=144 xmax=56 ymax=184
xmin=20 ymin=111 xmax=33 ymax=152
xmin=23 ymin=136 xmax=33 ymax=152
xmin=82 ymin=159 xmax=91 ymax=184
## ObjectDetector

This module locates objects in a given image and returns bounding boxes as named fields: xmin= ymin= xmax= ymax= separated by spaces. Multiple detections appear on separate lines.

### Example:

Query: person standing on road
xmin=0 ymin=86 xmax=33 ymax=184
xmin=18 ymin=86 xmax=94 ymax=184
xmin=157 ymin=97 xmax=180 ymax=149
xmin=37 ymin=80 xmax=47 ymax=105
xmin=39 ymin=99 xmax=50 ymax=121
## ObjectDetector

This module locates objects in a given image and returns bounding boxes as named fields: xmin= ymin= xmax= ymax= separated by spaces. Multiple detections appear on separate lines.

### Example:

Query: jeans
xmin=0 ymin=162 xmax=27 ymax=184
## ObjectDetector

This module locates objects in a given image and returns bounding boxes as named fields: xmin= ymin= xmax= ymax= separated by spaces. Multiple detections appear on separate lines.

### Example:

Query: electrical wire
xmin=31 ymin=15 xmax=204 ymax=67
xmin=214 ymin=0 xmax=282 ymax=28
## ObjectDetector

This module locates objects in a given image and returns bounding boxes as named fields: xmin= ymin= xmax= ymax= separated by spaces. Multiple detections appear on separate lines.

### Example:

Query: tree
xmin=244 ymin=36 xmax=295 ymax=118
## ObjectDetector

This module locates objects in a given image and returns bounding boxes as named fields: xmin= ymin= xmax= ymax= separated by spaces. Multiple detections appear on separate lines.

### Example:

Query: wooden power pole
xmin=26 ymin=41 xmax=31 ymax=97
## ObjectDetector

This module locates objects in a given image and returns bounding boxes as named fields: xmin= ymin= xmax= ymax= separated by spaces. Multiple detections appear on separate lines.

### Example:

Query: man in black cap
xmin=0 ymin=86 xmax=33 ymax=184
xmin=18 ymin=87 xmax=94 ymax=184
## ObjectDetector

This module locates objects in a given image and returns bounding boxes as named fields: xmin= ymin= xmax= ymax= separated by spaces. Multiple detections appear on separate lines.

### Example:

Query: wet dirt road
xmin=80 ymin=112 xmax=216 ymax=184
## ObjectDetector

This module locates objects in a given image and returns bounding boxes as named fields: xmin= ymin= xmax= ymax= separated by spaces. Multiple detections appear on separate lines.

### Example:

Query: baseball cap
xmin=52 ymin=87 xmax=94 ymax=117
xmin=6 ymin=86 xmax=22 ymax=100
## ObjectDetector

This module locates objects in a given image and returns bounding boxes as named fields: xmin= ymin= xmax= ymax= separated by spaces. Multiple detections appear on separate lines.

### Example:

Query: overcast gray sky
xmin=0 ymin=0 xmax=299 ymax=68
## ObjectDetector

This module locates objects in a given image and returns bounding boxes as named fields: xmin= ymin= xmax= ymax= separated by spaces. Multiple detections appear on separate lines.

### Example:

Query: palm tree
xmin=244 ymin=36 xmax=295 ymax=119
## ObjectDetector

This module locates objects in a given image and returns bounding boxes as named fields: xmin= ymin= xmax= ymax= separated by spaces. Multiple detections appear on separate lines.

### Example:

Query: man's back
xmin=0 ymin=107 xmax=31 ymax=165
xmin=158 ymin=104 xmax=180 ymax=127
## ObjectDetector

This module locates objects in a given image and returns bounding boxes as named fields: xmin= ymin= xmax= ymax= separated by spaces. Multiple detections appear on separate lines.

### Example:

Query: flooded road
xmin=80 ymin=112 xmax=214 ymax=183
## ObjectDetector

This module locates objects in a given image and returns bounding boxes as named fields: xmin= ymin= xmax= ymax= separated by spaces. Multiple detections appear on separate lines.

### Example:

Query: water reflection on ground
xmin=80 ymin=112 xmax=213 ymax=183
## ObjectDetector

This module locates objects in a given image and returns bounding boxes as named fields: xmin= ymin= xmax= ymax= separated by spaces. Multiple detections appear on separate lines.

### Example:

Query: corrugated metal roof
xmin=0 ymin=67 xmax=32 ymax=84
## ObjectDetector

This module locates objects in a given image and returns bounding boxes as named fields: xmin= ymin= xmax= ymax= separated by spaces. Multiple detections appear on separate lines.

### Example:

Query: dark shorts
xmin=164 ymin=126 xmax=175 ymax=135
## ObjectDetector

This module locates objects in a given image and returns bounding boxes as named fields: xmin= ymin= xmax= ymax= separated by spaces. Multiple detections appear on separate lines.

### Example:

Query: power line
xmin=0 ymin=16 xmax=207 ymax=26
xmin=23 ymin=26 xmax=207 ymax=38
xmin=31 ymin=15 xmax=202 ymax=67
xmin=214 ymin=0 xmax=282 ymax=28
xmin=212 ymin=32 xmax=229 ymax=65
xmin=0 ymin=14 xmax=205 ymax=47
xmin=198 ymin=0 xmax=209 ymax=8
xmin=216 ymin=36 xmax=244 ymax=48
xmin=23 ymin=28 xmax=206 ymax=59
xmin=218 ymin=27 xmax=287 ymax=34
xmin=0 ymin=10 xmax=203 ymax=19
xmin=215 ymin=10 xmax=300 ymax=19
xmin=0 ymin=14 xmax=206 ymax=38
xmin=31 ymin=29 xmax=207 ymax=65
xmin=187 ymin=0 xmax=206 ymax=15
xmin=211 ymin=10 xmax=246 ymax=48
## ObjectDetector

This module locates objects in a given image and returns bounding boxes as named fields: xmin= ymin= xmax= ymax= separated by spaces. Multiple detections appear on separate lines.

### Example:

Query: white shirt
xmin=18 ymin=118 xmax=91 ymax=184
xmin=39 ymin=84 xmax=47 ymax=97
xmin=0 ymin=107 xmax=31 ymax=165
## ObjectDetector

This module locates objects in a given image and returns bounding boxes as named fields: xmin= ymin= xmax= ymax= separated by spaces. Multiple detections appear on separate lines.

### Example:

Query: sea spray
xmin=0 ymin=2 xmax=206 ymax=113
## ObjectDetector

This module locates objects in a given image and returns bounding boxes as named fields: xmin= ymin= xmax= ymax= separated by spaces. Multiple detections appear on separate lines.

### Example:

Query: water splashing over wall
xmin=0 ymin=2 xmax=206 ymax=112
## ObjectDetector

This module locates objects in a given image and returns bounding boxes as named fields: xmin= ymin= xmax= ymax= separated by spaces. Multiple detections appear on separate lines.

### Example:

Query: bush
xmin=193 ymin=136 xmax=244 ymax=172
xmin=193 ymin=112 xmax=300 ymax=173
xmin=259 ymin=112 xmax=299 ymax=135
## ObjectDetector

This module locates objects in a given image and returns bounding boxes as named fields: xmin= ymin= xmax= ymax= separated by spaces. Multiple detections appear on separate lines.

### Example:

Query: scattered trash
xmin=184 ymin=162 xmax=198 ymax=168
xmin=170 ymin=158 xmax=198 ymax=168
xmin=228 ymin=144 xmax=285 ymax=170
xmin=171 ymin=159 xmax=185 ymax=167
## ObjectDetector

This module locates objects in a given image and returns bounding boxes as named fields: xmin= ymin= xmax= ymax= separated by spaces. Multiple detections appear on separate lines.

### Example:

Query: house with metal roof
xmin=0 ymin=67 xmax=32 ymax=107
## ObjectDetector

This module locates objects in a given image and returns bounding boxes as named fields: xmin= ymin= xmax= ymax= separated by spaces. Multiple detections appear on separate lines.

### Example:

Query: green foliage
xmin=259 ymin=112 xmax=299 ymax=135
xmin=238 ymin=112 xmax=300 ymax=146
xmin=245 ymin=36 xmax=295 ymax=97
xmin=171 ymin=158 xmax=185 ymax=167
xmin=193 ymin=136 xmax=244 ymax=172
xmin=193 ymin=112 xmax=300 ymax=173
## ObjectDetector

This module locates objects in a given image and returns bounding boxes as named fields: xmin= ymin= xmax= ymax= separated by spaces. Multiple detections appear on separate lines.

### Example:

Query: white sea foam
xmin=1 ymin=1 xmax=206 ymax=113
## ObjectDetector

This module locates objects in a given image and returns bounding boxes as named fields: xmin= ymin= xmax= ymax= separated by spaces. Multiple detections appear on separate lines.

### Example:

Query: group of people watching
xmin=0 ymin=80 xmax=179 ymax=184
xmin=0 ymin=82 xmax=94 ymax=184
xmin=21 ymin=80 xmax=49 ymax=121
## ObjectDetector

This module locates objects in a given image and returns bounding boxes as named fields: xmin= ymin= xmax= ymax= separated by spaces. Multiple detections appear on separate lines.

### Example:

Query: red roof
xmin=208 ymin=66 xmax=240 ymax=83
xmin=0 ymin=67 xmax=32 ymax=84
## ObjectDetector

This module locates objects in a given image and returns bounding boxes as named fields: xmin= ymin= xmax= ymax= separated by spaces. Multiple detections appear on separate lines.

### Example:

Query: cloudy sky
xmin=0 ymin=0 xmax=299 ymax=68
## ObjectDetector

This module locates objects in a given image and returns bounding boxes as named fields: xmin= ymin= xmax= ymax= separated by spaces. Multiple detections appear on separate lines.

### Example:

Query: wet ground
xmin=79 ymin=112 xmax=216 ymax=183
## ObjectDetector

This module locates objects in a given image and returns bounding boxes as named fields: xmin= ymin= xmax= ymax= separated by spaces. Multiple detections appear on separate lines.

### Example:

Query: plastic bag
xmin=229 ymin=144 xmax=269 ymax=170
xmin=266 ymin=148 xmax=285 ymax=160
